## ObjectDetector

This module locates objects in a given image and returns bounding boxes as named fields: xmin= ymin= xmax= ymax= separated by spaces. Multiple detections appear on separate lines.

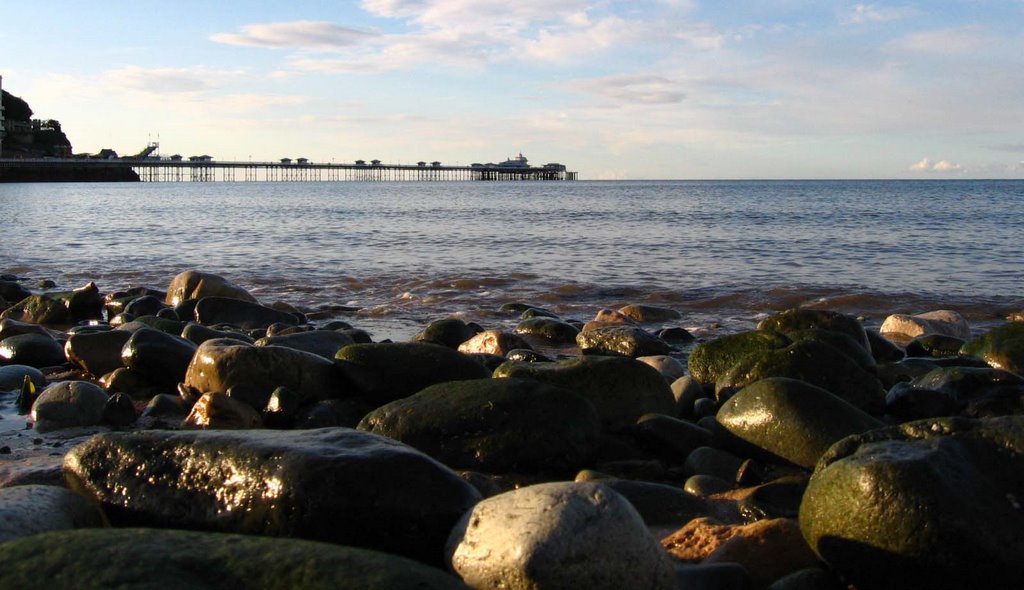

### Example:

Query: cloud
xmin=885 ymin=26 xmax=989 ymax=55
xmin=990 ymin=143 xmax=1024 ymax=153
xmin=563 ymin=74 xmax=687 ymax=106
xmin=102 ymin=66 xmax=240 ymax=95
xmin=841 ymin=3 xmax=918 ymax=25
xmin=909 ymin=157 xmax=963 ymax=172
xmin=211 ymin=21 xmax=377 ymax=51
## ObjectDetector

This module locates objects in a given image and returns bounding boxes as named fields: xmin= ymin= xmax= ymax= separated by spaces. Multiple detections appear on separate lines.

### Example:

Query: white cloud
xmin=909 ymin=157 xmax=964 ymax=173
xmin=563 ymin=74 xmax=687 ymax=105
xmin=841 ymin=3 xmax=918 ymax=25
xmin=210 ymin=21 xmax=377 ymax=51
xmin=885 ymin=25 xmax=989 ymax=55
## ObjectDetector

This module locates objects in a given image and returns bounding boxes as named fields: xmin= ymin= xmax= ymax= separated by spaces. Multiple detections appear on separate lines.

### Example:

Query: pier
xmin=0 ymin=156 xmax=578 ymax=182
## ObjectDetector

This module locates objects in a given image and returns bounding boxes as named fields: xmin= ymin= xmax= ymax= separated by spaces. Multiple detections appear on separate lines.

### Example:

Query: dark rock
xmin=0 ymin=364 xmax=46 ymax=392
xmin=0 ymin=333 xmax=65 ymax=367
xmin=717 ymin=378 xmax=883 ymax=469
xmin=736 ymin=475 xmax=809 ymax=521
xmin=961 ymin=321 xmax=1024 ymax=375
xmin=498 ymin=302 xmax=538 ymax=314
xmin=784 ymin=328 xmax=876 ymax=371
xmin=799 ymin=416 xmax=1024 ymax=590
xmin=618 ymin=304 xmax=681 ymax=323
xmin=514 ymin=316 xmax=580 ymax=343
xmin=335 ymin=342 xmax=491 ymax=406
xmin=31 ymin=381 xmax=108 ymax=432
xmin=493 ymin=355 xmax=675 ymax=432
xmin=757 ymin=309 xmax=870 ymax=352
xmin=415 ymin=318 xmax=478 ymax=348
xmin=506 ymin=348 xmax=553 ymax=363
xmin=467 ymin=353 xmax=508 ymax=372
xmin=186 ymin=338 xmax=345 ymax=406
xmin=600 ymin=478 xmax=707 ymax=525
xmin=866 ymin=329 xmax=906 ymax=363
xmin=0 ymin=528 xmax=469 ymax=590
xmin=180 ymin=322 xmax=254 ymax=346
xmin=342 ymin=328 xmax=374 ymax=343
xmin=124 ymin=314 xmax=187 ymax=335
xmin=140 ymin=393 xmax=191 ymax=420
xmin=0 ymin=485 xmax=105 ymax=544
xmin=675 ymin=563 xmax=753 ymax=590
xmin=0 ymin=280 xmax=31 ymax=304
xmin=358 ymin=378 xmax=600 ymax=475
xmin=906 ymin=333 xmax=965 ymax=358
xmin=633 ymin=413 xmax=712 ymax=464
xmin=693 ymin=397 xmax=718 ymax=419
xmin=657 ymin=327 xmax=696 ymax=344
xmin=688 ymin=330 xmax=791 ymax=386
xmin=262 ymin=386 xmax=303 ymax=428
xmin=64 ymin=329 xmax=132 ymax=377
xmin=767 ymin=567 xmax=845 ymax=590
xmin=875 ymin=357 xmax=940 ymax=389
xmin=65 ymin=428 xmax=482 ymax=565
xmin=0 ymin=294 xmax=70 ymax=325
xmin=100 ymin=367 xmax=164 ymax=400
xmin=684 ymin=446 xmax=745 ymax=482
xmin=194 ymin=296 xmax=300 ymax=330
xmin=102 ymin=392 xmax=138 ymax=428
xmin=120 ymin=327 xmax=198 ymax=389
xmin=123 ymin=295 xmax=167 ymax=318
xmin=294 ymin=398 xmax=373 ymax=429
xmin=0 ymin=317 xmax=54 ymax=339
xmin=684 ymin=474 xmax=734 ymax=496
xmin=519 ymin=307 xmax=560 ymax=319
xmin=885 ymin=382 xmax=961 ymax=421
xmin=576 ymin=325 xmax=670 ymax=357
xmin=256 ymin=330 xmax=355 ymax=360
xmin=671 ymin=375 xmax=706 ymax=419
xmin=715 ymin=340 xmax=886 ymax=413
xmin=909 ymin=365 xmax=1024 ymax=417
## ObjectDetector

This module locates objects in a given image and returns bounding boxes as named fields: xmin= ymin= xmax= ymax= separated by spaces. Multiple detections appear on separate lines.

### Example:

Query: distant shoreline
xmin=0 ymin=163 xmax=139 ymax=183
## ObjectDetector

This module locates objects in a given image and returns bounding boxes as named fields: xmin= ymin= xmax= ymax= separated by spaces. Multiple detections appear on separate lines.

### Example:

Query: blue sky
xmin=2 ymin=1 xmax=1022 ymax=179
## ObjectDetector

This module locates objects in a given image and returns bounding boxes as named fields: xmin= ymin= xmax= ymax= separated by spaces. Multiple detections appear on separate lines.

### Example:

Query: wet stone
xmin=255 ymin=330 xmax=355 ymax=360
xmin=0 ymin=333 xmax=66 ymax=368
xmin=513 ymin=316 xmax=580 ymax=343
xmin=0 ymin=485 xmax=105 ymax=544
xmin=165 ymin=270 xmax=258 ymax=307
xmin=31 ymin=381 xmax=108 ymax=433
xmin=576 ymin=325 xmax=670 ymax=358
xmin=120 ymin=327 xmax=198 ymax=389
xmin=64 ymin=428 xmax=482 ymax=565
xmin=457 ymin=329 xmax=532 ymax=356
xmin=64 ymin=329 xmax=132 ymax=378
xmin=194 ymin=296 xmax=300 ymax=330
xmin=0 ymin=364 xmax=46 ymax=392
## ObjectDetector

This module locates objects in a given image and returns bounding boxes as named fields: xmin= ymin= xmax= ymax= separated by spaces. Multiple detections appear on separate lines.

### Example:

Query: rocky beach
xmin=0 ymin=268 xmax=1021 ymax=589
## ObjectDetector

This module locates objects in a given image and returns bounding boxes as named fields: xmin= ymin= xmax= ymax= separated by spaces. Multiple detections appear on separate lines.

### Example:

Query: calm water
xmin=1 ymin=179 xmax=1022 ymax=340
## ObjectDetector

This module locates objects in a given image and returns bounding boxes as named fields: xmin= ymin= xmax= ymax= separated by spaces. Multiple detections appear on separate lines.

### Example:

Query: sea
xmin=1 ymin=179 xmax=1022 ymax=342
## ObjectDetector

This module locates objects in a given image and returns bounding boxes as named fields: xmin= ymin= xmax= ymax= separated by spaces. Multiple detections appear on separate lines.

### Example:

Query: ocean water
xmin=1 ymin=179 xmax=1022 ymax=341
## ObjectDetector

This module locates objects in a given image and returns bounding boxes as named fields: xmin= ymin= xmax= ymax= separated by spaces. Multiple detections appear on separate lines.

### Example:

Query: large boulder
xmin=0 ymin=485 xmax=105 ymax=544
xmin=688 ymin=330 xmax=791 ymax=386
xmin=799 ymin=416 xmax=1024 ymax=589
xmin=65 ymin=329 xmax=132 ymax=377
xmin=415 ymin=318 xmax=478 ymax=349
xmin=165 ymin=270 xmax=258 ymax=307
xmin=120 ymin=327 xmax=198 ymax=389
xmin=758 ymin=309 xmax=870 ymax=352
xmin=513 ymin=317 xmax=580 ymax=344
xmin=0 ymin=528 xmax=469 ymax=590
xmin=358 ymin=378 xmax=600 ymax=474
xmin=446 ymin=481 xmax=676 ymax=590
xmin=880 ymin=310 xmax=971 ymax=341
xmin=31 ymin=381 xmax=108 ymax=433
xmin=335 ymin=342 xmax=491 ymax=405
xmin=255 ymin=330 xmax=354 ymax=360
xmin=576 ymin=325 xmax=670 ymax=358
xmin=960 ymin=321 xmax=1024 ymax=375
xmin=0 ymin=332 xmax=66 ymax=367
xmin=715 ymin=340 xmax=886 ymax=412
xmin=194 ymin=297 xmax=299 ymax=330
xmin=184 ymin=339 xmax=344 ymax=405
xmin=717 ymin=378 xmax=884 ymax=469
xmin=493 ymin=355 xmax=675 ymax=431
xmin=64 ymin=428 xmax=482 ymax=565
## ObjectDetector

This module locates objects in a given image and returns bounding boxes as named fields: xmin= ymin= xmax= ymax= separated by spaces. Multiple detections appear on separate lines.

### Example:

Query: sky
xmin=1 ymin=1 xmax=1022 ymax=179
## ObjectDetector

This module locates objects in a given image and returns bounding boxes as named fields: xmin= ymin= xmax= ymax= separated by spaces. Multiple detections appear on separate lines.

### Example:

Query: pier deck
xmin=0 ymin=158 xmax=578 ymax=182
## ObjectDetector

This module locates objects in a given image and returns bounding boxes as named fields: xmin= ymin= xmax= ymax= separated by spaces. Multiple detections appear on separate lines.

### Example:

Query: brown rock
xmin=593 ymin=308 xmax=638 ymax=325
xmin=165 ymin=270 xmax=258 ymax=307
xmin=184 ymin=391 xmax=262 ymax=429
xmin=662 ymin=517 xmax=740 ymax=562
xmin=704 ymin=518 xmax=819 ymax=588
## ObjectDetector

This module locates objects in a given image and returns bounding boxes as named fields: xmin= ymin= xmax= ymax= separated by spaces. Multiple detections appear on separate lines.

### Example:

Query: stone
xmin=598 ymin=478 xmax=707 ymax=525
xmin=294 ymin=398 xmax=372 ymax=429
xmin=758 ymin=309 xmax=870 ymax=352
xmin=884 ymin=382 xmax=961 ymax=421
xmin=671 ymin=375 xmax=707 ymax=419
xmin=457 ymin=329 xmax=532 ymax=355
xmin=0 ymin=318 xmax=54 ymax=339
xmin=715 ymin=340 xmax=886 ymax=413
xmin=593 ymin=308 xmax=639 ymax=325
xmin=703 ymin=518 xmax=820 ymax=588
xmin=513 ymin=317 xmax=580 ymax=343
xmin=688 ymin=330 xmax=791 ymax=386
xmin=64 ymin=329 xmax=132 ymax=377
xmin=415 ymin=318 xmax=478 ymax=348
xmin=122 ymin=294 xmax=167 ymax=318
xmin=493 ymin=355 xmax=675 ymax=432
xmin=65 ymin=428 xmax=482 ymax=565
xmin=880 ymin=310 xmax=971 ymax=341
xmin=799 ymin=416 xmax=1024 ymax=590
xmin=0 ymin=528 xmax=469 ymax=589
xmin=675 ymin=563 xmax=753 ymax=590
xmin=194 ymin=296 xmax=299 ymax=330
xmin=634 ymin=413 xmax=713 ymax=464
xmin=255 ymin=330 xmax=354 ymax=360
xmin=576 ymin=325 xmax=670 ymax=357
xmin=767 ymin=567 xmax=845 ymax=590
xmin=0 ymin=364 xmax=45 ymax=392
xmin=784 ymin=328 xmax=876 ymax=371
xmin=618 ymin=304 xmax=681 ymax=323
xmin=520 ymin=307 xmax=560 ymax=319
xmin=102 ymin=392 xmax=138 ymax=427
xmin=716 ymin=378 xmax=883 ymax=469
xmin=140 ymin=393 xmax=191 ymax=420
xmin=684 ymin=474 xmax=734 ymax=497
xmin=0 ymin=294 xmax=70 ymax=325
xmin=31 ymin=381 xmax=108 ymax=433
xmin=0 ymin=485 xmax=105 ymax=544
xmin=662 ymin=516 xmax=741 ymax=561
xmin=684 ymin=446 xmax=745 ymax=482
xmin=359 ymin=378 xmax=600 ymax=474
xmin=905 ymin=334 xmax=965 ymax=358
xmin=0 ymin=280 xmax=31 ymax=304
xmin=100 ymin=367 xmax=163 ymax=400
xmin=657 ymin=327 xmax=696 ymax=344
xmin=181 ymin=321 xmax=254 ymax=345
xmin=447 ymin=481 xmax=676 ymax=590
xmin=960 ymin=321 xmax=1024 ymax=375
xmin=184 ymin=391 xmax=262 ymax=429
xmin=186 ymin=338 xmax=344 ymax=406
xmin=165 ymin=270 xmax=258 ymax=307
xmin=638 ymin=354 xmax=687 ymax=381
xmin=335 ymin=342 xmax=491 ymax=406
xmin=0 ymin=333 xmax=65 ymax=367
xmin=120 ymin=327 xmax=198 ymax=389
xmin=866 ymin=329 xmax=905 ymax=363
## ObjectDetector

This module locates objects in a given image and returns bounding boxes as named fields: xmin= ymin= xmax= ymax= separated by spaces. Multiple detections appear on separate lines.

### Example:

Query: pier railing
xmin=0 ymin=158 xmax=578 ymax=182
